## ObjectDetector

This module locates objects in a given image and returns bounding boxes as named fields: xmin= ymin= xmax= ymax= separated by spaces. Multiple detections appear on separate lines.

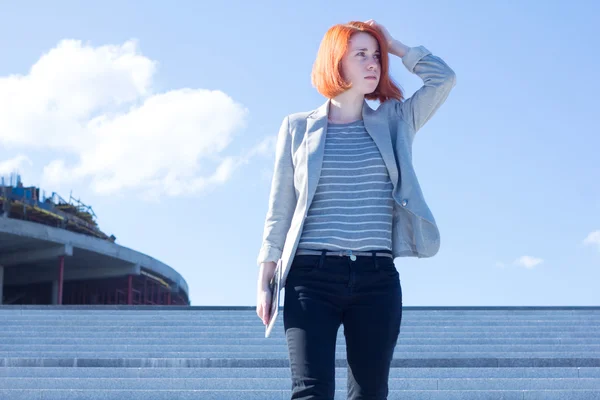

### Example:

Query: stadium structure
xmin=0 ymin=174 xmax=189 ymax=305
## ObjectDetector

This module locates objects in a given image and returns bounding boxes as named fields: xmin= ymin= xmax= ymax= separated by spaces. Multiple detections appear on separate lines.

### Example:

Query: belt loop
xmin=372 ymin=251 xmax=378 ymax=270
xmin=318 ymin=250 xmax=326 ymax=269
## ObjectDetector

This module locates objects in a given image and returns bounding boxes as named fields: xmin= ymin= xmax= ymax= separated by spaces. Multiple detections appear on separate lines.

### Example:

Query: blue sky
xmin=0 ymin=1 xmax=598 ymax=306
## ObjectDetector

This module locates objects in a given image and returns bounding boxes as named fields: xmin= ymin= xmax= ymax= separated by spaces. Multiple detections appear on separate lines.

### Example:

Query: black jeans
xmin=283 ymin=250 xmax=403 ymax=400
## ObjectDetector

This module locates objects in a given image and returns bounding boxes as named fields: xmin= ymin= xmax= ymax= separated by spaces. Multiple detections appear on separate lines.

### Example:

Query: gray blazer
xmin=258 ymin=45 xmax=457 ymax=288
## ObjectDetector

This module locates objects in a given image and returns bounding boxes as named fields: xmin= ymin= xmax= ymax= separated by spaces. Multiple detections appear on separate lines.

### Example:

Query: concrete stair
xmin=0 ymin=305 xmax=599 ymax=399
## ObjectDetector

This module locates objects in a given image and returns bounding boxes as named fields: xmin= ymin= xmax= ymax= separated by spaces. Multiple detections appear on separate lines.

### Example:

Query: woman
xmin=256 ymin=19 xmax=456 ymax=399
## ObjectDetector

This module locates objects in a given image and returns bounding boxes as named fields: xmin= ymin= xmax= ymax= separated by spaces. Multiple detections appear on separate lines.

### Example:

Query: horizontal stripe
xmin=305 ymin=213 xmax=392 ymax=219
xmin=297 ymin=242 xmax=389 ymax=251
xmin=300 ymin=236 xmax=392 ymax=243
xmin=305 ymin=221 xmax=392 ymax=227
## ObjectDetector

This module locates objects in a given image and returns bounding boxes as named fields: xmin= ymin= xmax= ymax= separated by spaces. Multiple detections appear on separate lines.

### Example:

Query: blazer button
xmin=401 ymin=199 xmax=408 ymax=207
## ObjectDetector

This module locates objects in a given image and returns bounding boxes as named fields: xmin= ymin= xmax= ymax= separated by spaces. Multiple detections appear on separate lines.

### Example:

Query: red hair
xmin=311 ymin=21 xmax=404 ymax=103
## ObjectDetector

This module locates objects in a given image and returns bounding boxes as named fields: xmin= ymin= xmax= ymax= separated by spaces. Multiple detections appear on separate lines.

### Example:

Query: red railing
xmin=3 ymin=274 xmax=189 ymax=305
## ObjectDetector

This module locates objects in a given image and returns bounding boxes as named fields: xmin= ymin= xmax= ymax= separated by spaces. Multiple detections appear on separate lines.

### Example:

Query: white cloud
xmin=0 ymin=39 xmax=257 ymax=198
xmin=513 ymin=256 xmax=543 ymax=269
xmin=583 ymin=230 xmax=600 ymax=250
xmin=0 ymin=155 xmax=32 ymax=176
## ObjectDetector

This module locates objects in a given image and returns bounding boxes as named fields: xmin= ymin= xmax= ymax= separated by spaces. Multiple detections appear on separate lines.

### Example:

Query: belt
xmin=295 ymin=249 xmax=393 ymax=261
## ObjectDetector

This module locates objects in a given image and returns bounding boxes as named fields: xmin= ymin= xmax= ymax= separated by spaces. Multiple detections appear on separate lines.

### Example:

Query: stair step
xmin=1 ymin=344 xmax=599 ymax=352
xmin=1 ymin=352 xmax=599 ymax=360
xmin=1 ymin=377 xmax=600 ymax=390
xmin=2 ymin=331 xmax=599 ymax=339
xmin=2 ymin=357 xmax=600 ymax=368
xmin=2 ymin=338 xmax=599 ymax=345
xmin=0 ymin=366 xmax=597 ymax=378
xmin=0 ymin=389 xmax=599 ymax=400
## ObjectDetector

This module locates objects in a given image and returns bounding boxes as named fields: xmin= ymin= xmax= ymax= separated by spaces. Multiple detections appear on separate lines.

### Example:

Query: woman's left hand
xmin=364 ymin=19 xmax=394 ymax=47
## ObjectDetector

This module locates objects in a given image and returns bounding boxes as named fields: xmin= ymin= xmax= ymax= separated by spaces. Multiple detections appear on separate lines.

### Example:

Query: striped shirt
xmin=297 ymin=119 xmax=394 ymax=253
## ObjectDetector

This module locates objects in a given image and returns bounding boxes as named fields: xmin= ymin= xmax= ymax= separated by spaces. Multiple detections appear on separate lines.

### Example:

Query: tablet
xmin=265 ymin=258 xmax=283 ymax=338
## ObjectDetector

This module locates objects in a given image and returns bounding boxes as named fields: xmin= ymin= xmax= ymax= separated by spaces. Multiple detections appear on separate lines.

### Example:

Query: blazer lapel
xmin=305 ymin=100 xmax=329 ymax=207
xmin=361 ymin=101 xmax=399 ymax=193
xmin=305 ymin=99 xmax=400 ymax=209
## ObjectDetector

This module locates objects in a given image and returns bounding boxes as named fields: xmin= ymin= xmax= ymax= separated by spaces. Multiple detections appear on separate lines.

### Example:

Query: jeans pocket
xmin=378 ymin=258 xmax=398 ymax=278
xmin=290 ymin=255 xmax=321 ymax=275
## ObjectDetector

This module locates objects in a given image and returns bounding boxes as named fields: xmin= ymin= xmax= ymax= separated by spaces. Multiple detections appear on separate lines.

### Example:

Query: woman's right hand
xmin=256 ymin=286 xmax=273 ymax=326
xmin=256 ymin=261 xmax=277 ymax=325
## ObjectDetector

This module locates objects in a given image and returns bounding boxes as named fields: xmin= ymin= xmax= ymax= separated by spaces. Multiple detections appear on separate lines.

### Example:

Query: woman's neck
xmin=328 ymin=93 xmax=364 ymax=123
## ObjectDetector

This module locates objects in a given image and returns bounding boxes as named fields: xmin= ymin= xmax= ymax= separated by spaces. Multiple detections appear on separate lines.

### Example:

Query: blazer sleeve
xmin=392 ymin=45 xmax=457 ymax=139
xmin=256 ymin=115 xmax=297 ymax=266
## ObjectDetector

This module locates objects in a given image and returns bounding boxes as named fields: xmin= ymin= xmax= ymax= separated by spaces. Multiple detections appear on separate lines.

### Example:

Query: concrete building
xmin=0 ymin=175 xmax=189 ymax=305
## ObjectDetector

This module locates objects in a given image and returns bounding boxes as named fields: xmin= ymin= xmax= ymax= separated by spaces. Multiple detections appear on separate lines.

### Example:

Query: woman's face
xmin=340 ymin=32 xmax=381 ymax=94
